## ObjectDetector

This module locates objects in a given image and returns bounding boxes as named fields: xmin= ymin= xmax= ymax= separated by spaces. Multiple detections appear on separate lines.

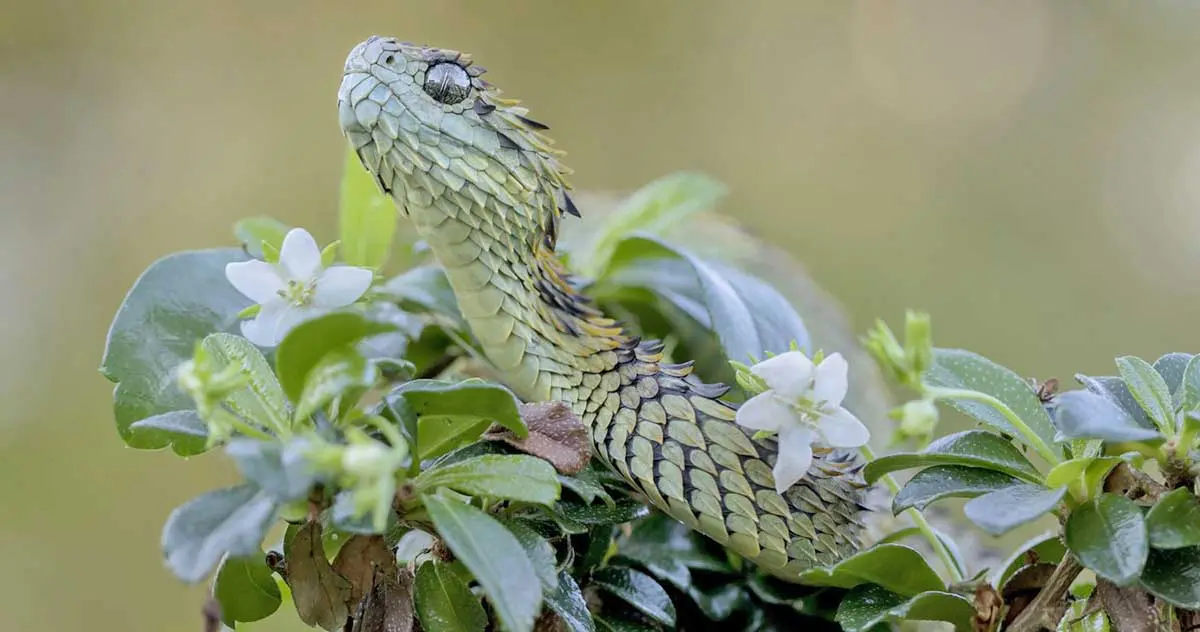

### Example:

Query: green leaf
xmin=1181 ymin=355 xmax=1200 ymax=412
xmin=1115 ymin=355 xmax=1176 ymax=433
xmin=545 ymin=571 xmax=597 ymax=632
xmin=422 ymin=491 xmax=542 ymax=632
xmin=685 ymin=583 xmax=746 ymax=621
xmin=285 ymin=520 xmax=351 ymax=631
xmin=201 ymin=333 xmax=290 ymax=433
xmin=863 ymin=430 xmax=1042 ymax=485
xmin=225 ymin=438 xmax=317 ymax=502
xmin=560 ymin=496 xmax=650 ymax=526
xmin=274 ymin=311 xmax=397 ymax=402
xmin=294 ymin=346 xmax=378 ymax=421
xmin=1052 ymin=391 xmax=1163 ymax=443
xmin=416 ymin=455 xmax=559 ymax=506
xmin=393 ymin=379 xmax=527 ymax=459
xmin=502 ymin=519 xmax=558 ymax=592
xmin=963 ymin=484 xmax=1065 ymax=536
xmin=1146 ymin=488 xmax=1200 ymax=549
xmin=1055 ymin=594 xmax=1110 ymax=632
xmin=1153 ymin=353 xmax=1193 ymax=405
xmin=591 ymin=567 xmax=676 ymax=628
xmin=1044 ymin=456 xmax=1125 ymax=494
xmin=1065 ymin=494 xmax=1148 ymax=585
xmin=580 ymin=171 xmax=726 ymax=276
xmin=378 ymin=264 xmax=464 ymax=328
xmin=558 ymin=472 xmax=614 ymax=507
xmin=989 ymin=532 xmax=1066 ymax=588
xmin=834 ymin=584 xmax=975 ymax=632
xmin=1076 ymin=374 xmax=1155 ymax=431
xmin=339 ymin=143 xmax=396 ymax=269
xmin=128 ymin=410 xmax=209 ymax=446
xmin=891 ymin=465 xmax=1021 ymax=513
xmin=100 ymin=248 xmax=251 ymax=455
xmin=923 ymin=348 xmax=1060 ymax=457
xmin=234 ymin=216 xmax=290 ymax=259
xmin=417 ymin=418 xmax=493 ymax=462
xmin=161 ymin=484 xmax=278 ymax=583
xmin=1139 ymin=546 xmax=1200 ymax=608
xmin=795 ymin=543 xmax=943 ymax=596
xmin=594 ymin=613 xmax=659 ymax=632
xmin=213 ymin=553 xmax=282 ymax=625
xmin=604 ymin=236 xmax=808 ymax=359
xmin=413 ymin=561 xmax=487 ymax=632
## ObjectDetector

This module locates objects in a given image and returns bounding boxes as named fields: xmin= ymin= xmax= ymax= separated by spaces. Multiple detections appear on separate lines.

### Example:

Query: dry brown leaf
xmin=350 ymin=566 xmax=416 ymax=632
xmin=1095 ymin=578 xmax=1155 ymax=632
xmin=484 ymin=401 xmax=590 ymax=475
xmin=332 ymin=535 xmax=398 ymax=611
xmin=285 ymin=521 xmax=352 ymax=631
xmin=972 ymin=583 xmax=1002 ymax=632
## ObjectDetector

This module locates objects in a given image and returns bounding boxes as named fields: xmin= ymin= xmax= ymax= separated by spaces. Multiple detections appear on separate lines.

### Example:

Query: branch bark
xmin=1005 ymin=555 xmax=1083 ymax=632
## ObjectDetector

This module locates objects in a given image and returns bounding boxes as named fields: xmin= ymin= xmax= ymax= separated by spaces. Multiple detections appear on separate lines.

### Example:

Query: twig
xmin=1006 ymin=555 xmax=1083 ymax=632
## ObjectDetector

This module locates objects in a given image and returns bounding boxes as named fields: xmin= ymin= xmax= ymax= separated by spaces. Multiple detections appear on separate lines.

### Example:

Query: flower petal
xmin=240 ymin=299 xmax=289 ymax=347
xmin=773 ymin=426 xmax=815 ymax=494
xmin=816 ymin=407 xmax=870 ymax=448
xmin=812 ymin=352 xmax=849 ymax=408
xmin=312 ymin=266 xmax=373 ymax=308
xmin=279 ymin=228 xmax=322 ymax=281
xmin=271 ymin=305 xmax=323 ymax=344
xmin=225 ymin=260 xmax=284 ymax=304
xmin=735 ymin=392 xmax=791 ymax=432
xmin=751 ymin=351 xmax=814 ymax=398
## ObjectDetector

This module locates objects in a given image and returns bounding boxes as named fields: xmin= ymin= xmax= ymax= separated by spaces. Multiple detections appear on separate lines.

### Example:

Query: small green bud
xmin=320 ymin=240 xmax=341 ymax=268
xmin=730 ymin=360 xmax=770 ymax=395
xmin=904 ymin=310 xmax=934 ymax=374
xmin=236 ymin=303 xmax=262 ymax=319
xmin=863 ymin=320 xmax=909 ymax=383
xmin=341 ymin=441 xmax=392 ymax=478
xmin=261 ymin=240 xmax=281 ymax=263
xmin=894 ymin=398 xmax=939 ymax=438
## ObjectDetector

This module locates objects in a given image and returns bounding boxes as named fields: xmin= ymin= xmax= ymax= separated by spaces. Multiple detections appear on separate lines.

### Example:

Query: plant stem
xmin=860 ymin=445 xmax=964 ymax=583
xmin=1006 ymin=555 xmax=1083 ymax=632
xmin=926 ymin=386 xmax=1061 ymax=466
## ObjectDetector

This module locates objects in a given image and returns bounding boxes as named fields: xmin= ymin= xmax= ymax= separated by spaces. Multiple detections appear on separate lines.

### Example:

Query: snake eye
xmin=423 ymin=63 xmax=472 ymax=105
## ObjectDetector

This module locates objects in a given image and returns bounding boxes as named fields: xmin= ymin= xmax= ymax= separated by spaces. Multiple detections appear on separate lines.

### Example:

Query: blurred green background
xmin=4 ymin=1 xmax=1200 ymax=629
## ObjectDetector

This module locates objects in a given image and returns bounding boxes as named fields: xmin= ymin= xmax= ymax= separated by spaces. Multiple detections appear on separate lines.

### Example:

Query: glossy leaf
xmin=413 ymin=561 xmax=487 ymax=632
xmin=234 ymin=216 xmax=290 ymax=259
xmin=127 ymin=410 xmax=209 ymax=449
xmin=274 ymin=311 xmax=397 ymax=402
xmin=1152 ymin=353 xmax=1193 ymax=405
xmin=989 ymin=532 xmax=1066 ymax=588
xmin=100 ymin=248 xmax=251 ymax=455
xmin=560 ymin=496 xmax=650 ymax=526
xmin=1139 ymin=546 xmax=1200 ymax=608
xmin=394 ymin=378 xmax=526 ymax=439
xmin=1052 ymin=391 xmax=1162 ymax=443
xmin=864 ymin=430 xmax=1042 ymax=485
xmin=161 ymin=484 xmax=278 ymax=583
xmin=1115 ymin=355 xmax=1175 ymax=433
xmin=339 ymin=143 xmax=396 ymax=269
xmin=922 ymin=348 xmax=1060 ymax=456
xmin=294 ymin=346 xmax=378 ymax=421
xmin=591 ymin=567 xmax=676 ymax=628
xmin=422 ymin=491 xmax=541 ymax=632
xmin=796 ymin=543 xmax=943 ymax=596
xmin=544 ymin=571 xmax=595 ymax=632
xmin=892 ymin=465 xmax=1021 ymax=513
xmin=835 ymin=584 xmax=975 ymax=632
xmin=1055 ymin=594 xmax=1110 ymax=632
xmin=963 ymin=484 xmax=1065 ymax=536
xmin=1182 ymin=354 xmax=1200 ymax=412
xmin=201 ymin=333 xmax=290 ymax=431
xmin=1065 ymin=494 xmax=1148 ymax=585
xmin=213 ymin=553 xmax=282 ymax=625
xmin=1146 ymin=488 xmax=1200 ymax=549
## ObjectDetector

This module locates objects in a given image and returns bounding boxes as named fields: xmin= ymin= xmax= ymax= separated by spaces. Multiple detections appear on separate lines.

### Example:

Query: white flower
xmin=225 ymin=228 xmax=373 ymax=347
xmin=735 ymin=351 xmax=870 ymax=494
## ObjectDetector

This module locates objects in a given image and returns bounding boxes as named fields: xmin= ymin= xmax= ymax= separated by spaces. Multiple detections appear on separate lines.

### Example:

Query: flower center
xmin=780 ymin=393 xmax=825 ymax=426
xmin=281 ymin=279 xmax=317 ymax=307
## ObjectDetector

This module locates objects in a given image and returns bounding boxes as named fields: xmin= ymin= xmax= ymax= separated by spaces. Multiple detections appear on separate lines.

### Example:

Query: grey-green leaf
xmin=422 ymin=491 xmax=541 ymax=632
xmin=545 ymin=571 xmax=597 ymax=632
xmin=161 ymin=484 xmax=278 ymax=583
xmin=274 ymin=311 xmax=397 ymax=402
xmin=100 ymin=248 xmax=252 ymax=455
xmin=892 ymin=465 xmax=1021 ymax=514
xmin=128 ymin=410 xmax=209 ymax=448
xmin=1139 ymin=546 xmax=1200 ymax=608
xmin=863 ymin=430 xmax=1042 ymax=485
xmin=413 ymin=561 xmax=487 ymax=632
xmin=202 ymin=332 xmax=290 ymax=433
xmin=1181 ymin=355 xmax=1200 ymax=412
xmin=1116 ymin=355 xmax=1176 ymax=433
xmin=922 ymin=348 xmax=1060 ymax=456
xmin=1076 ymin=374 xmax=1154 ymax=431
xmin=795 ymin=543 xmax=944 ymax=596
xmin=591 ymin=567 xmax=676 ymax=628
xmin=963 ymin=484 xmax=1065 ymax=536
xmin=213 ymin=553 xmax=282 ymax=625
xmin=234 ymin=216 xmax=290 ymax=259
xmin=1146 ymin=488 xmax=1200 ymax=549
xmin=1153 ymin=353 xmax=1193 ymax=406
xmin=395 ymin=378 xmax=526 ymax=438
xmin=415 ymin=454 xmax=559 ymax=505
xmin=1052 ymin=391 xmax=1163 ymax=443
xmin=225 ymin=438 xmax=317 ymax=502
xmin=1065 ymin=494 xmax=1148 ymax=585
xmin=502 ymin=519 xmax=558 ymax=592
xmin=835 ymin=584 xmax=975 ymax=632
xmin=294 ymin=346 xmax=378 ymax=421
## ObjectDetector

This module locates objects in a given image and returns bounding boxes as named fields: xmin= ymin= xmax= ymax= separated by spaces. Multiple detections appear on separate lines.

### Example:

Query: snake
xmin=337 ymin=35 xmax=870 ymax=579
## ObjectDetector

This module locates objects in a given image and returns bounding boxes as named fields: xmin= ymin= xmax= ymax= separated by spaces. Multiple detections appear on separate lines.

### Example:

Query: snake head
xmin=338 ymin=36 xmax=578 ymax=237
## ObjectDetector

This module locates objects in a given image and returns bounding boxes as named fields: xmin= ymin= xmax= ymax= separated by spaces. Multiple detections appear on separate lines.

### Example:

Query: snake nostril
xmin=383 ymin=54 xmax=395 ymax=65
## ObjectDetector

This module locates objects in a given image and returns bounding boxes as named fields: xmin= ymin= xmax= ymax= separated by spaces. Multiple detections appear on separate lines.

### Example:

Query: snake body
xmin=338 ymin=36 xmax=868 ymax=577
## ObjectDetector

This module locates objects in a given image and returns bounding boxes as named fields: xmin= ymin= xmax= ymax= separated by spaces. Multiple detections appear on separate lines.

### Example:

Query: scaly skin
xmin=337 ymin=35 xmax=869 ymax=578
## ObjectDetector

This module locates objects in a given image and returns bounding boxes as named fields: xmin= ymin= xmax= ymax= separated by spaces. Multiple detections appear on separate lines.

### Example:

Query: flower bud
xmin=897 ymin=399 xmax=939 ymax=437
